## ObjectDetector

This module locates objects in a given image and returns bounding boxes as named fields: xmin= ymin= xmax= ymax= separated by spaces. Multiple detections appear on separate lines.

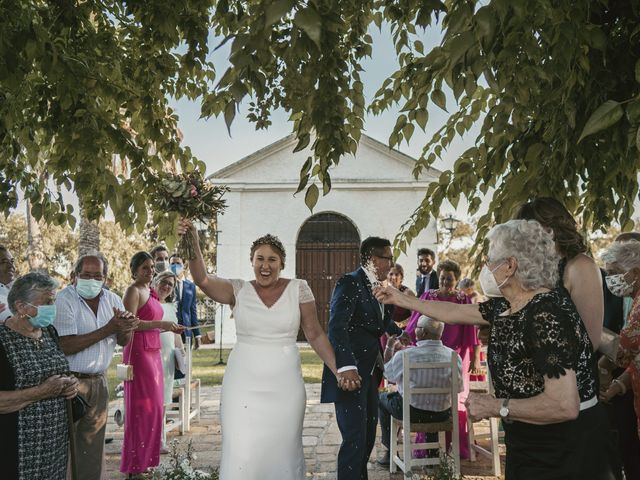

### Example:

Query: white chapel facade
xmin=209 ymin=134 xmax=440 ymax=344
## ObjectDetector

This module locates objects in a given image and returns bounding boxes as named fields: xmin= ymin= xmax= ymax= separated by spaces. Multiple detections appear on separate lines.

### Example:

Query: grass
xmin=106 ymin=347 xmax=323 ymax=401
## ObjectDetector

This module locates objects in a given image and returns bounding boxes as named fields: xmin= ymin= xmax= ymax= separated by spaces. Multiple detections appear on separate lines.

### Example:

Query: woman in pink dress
xmin=405 ymin=259 xmax=481 ymax=460
xmin=120 ymin=252 xmax=184 ymax=478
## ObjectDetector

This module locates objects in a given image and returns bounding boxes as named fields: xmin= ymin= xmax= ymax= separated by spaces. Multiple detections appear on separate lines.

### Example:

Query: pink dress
xmin=120 ymin=289 xmax=165 ymax=474
xmin=405 ymin=289 xmax=478 ymax=460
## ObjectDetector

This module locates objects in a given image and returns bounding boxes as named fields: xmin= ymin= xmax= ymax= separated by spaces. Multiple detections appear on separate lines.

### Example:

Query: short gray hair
xmin=486 ymin=219 xmax=559 ymax=290
xmin=7 ymin=272 xmax=58 ymax=312
xmin=74 ymin=251 xmax=109 ymax=277
xmin=416 ymin=315 xmax=444 ymax=338
xmin=458 ymin=278 xmax=475 ymax=289
xmin=601 ymin=240 xmax=640 ymax=271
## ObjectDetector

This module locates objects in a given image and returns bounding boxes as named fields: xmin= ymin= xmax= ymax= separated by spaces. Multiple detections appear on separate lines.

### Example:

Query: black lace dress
xmin=479 ymin=291 xmax=615 ymax=480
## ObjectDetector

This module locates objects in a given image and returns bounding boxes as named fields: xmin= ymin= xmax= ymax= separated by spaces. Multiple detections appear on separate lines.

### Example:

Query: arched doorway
xmin=296 ymin=213 xmax=360 ymax=339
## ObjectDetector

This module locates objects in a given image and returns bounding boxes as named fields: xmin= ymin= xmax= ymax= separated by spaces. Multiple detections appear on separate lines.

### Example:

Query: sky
xmin=168 ymin=23 xmax=475 ymax=220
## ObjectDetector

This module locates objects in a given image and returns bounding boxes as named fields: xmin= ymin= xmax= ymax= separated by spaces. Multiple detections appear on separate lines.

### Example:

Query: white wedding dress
xmin=219 ymin=278 xmax=314 ymax=480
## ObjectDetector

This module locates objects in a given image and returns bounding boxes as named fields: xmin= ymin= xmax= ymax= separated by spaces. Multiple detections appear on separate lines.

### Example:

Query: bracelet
xmin=612 ymin=378 xmax=627 ymax=396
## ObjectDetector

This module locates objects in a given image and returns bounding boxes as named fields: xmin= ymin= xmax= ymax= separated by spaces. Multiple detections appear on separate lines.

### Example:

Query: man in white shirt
xmin=54 ymin=252 xmax=138 ymax=480
xmin=377 ymin=315 xmax=463 ymax=466
xmin=0 ymin=246 xmax=17 ymax=323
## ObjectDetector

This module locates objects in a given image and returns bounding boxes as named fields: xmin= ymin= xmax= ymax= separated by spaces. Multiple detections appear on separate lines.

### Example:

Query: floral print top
xmin=478 ymin=290 xmax=596 ymax=402
xmin=617 ymin=295 xmax=640 ymax=430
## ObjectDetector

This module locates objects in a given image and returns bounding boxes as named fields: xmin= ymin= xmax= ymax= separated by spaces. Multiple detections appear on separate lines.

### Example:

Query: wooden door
xmin=296 ymin=213 xmax=360 ymax=339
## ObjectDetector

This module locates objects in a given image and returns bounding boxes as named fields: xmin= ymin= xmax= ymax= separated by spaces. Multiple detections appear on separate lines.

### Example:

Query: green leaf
xmin=224 ymin=102 xmax=236 ymax=135
xmin=294 ymin=8 xmax=322 ymax=49
xmin=431 ymin=89 xmax=447 ymax=111
xmin=578 ymin=100 xmax=624 ymax=143
xmin=415 ymin=109 xmax=428 ymax=130
xmin=305 ymin=184 xmax=319 ymax=210
xmin=293 ymin=133 xmax=311 ymax=153
xmin=265 ymin=0 xmax=295 ymax=27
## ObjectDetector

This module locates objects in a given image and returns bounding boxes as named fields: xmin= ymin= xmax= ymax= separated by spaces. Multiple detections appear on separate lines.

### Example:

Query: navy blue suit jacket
xmin=320 ymin=268 xmax=403 ymax=403
xmin=415 ymin=270 xmax=439 ymax=297
xmin=176 ymin=279 xmax=200 ymax=337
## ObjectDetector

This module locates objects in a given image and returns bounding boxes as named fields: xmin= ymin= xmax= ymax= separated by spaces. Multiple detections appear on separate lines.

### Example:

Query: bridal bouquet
xmin=153 ymin=172 xmax=229 ymax=260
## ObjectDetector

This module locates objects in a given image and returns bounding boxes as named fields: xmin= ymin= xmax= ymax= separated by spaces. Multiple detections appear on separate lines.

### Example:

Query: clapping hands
xmin=108 ymin=308 xmax=139 ymax=335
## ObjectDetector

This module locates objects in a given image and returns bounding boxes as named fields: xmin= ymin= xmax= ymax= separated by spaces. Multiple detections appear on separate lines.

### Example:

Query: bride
xmin=178 ymin=220 xmax=341 ymax=479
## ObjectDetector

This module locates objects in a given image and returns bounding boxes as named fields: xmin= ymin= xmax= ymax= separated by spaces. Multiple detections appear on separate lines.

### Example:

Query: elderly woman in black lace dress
xmin=375 ymin=219 xmax=614 ymax=479
xmin=0 ymin=272 xmax=79 ymax=480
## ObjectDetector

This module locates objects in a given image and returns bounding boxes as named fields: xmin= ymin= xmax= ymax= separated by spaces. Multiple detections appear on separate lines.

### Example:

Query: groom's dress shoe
xmin=377 ymin=450 xmax=390 ymax=466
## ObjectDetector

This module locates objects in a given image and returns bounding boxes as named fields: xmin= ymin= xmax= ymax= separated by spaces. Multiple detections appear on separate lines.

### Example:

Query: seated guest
xmin=0 ymin=272 xmax=80 ymax=480
xmin=377 ymin=315 xmax=462 ymax=466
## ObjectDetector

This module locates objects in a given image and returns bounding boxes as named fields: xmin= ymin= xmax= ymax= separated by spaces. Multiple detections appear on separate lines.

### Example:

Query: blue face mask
xmin=170 ymin=264 xmax=183 ymax=276
xmin=75 ymin=279 xmax=103 ymax=299
xmin=26 ymin=303 xmax=57 ymax=328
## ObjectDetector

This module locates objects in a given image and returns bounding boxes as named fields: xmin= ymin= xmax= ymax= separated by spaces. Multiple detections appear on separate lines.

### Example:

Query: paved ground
xmin=105 ymin=384 xmax=505 ymax=479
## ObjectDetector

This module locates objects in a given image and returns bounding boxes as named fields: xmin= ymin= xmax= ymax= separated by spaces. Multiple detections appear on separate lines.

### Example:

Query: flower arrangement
xmin=153 ymin=172 xmax=229 ymax=260
xmin=151 ymin=440 xmax=217 ymax=480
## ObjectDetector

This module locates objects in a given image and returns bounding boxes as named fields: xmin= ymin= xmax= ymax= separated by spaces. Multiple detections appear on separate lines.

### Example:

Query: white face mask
xmin=605 ymin=273 xmax=635 ymax=297
xmin=479 ymin=262 xmax=509 ymax=297
xmin=155 ymin=260 xmax=170 ymax=274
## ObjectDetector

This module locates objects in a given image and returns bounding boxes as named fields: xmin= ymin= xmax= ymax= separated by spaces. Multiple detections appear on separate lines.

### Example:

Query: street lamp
xmin=442 ymin=214 xmax=461 ymax=236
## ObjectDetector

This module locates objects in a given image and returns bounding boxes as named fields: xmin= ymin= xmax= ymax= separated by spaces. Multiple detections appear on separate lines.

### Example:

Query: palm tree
xmin=25 ymin=200 xmax=48 ymax=273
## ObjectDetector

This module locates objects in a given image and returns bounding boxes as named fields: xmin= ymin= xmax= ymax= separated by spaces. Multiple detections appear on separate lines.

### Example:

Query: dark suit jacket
xmin=415 ymin=270 xmax=439 ymax=297
xmin=320 ymin=268 xmax=403 ymax=403
xmin=601 ymin=268 xmax=624 ymax=334
xmin=176 ymin=279 xmax=200 ymax=337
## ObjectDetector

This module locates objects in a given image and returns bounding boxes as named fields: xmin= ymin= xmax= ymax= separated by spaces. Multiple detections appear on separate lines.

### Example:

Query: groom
xmin=321 ymin=237 xmax=410 ymax=479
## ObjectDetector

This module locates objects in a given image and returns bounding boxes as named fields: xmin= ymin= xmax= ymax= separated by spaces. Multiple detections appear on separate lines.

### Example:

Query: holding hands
xmin=337 ymin=369 xmax=362 ymax=391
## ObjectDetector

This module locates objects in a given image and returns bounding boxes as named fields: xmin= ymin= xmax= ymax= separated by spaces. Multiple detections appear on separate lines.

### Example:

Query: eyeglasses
xmin=159 ymin=280 xmax=175 ymax=288
xmin=78 ymin=273 xmax=105 ymax=281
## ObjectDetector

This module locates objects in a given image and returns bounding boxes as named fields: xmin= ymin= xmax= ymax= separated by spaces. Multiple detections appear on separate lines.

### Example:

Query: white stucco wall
xmin=210 ymin=135 xmax=440 ymax=344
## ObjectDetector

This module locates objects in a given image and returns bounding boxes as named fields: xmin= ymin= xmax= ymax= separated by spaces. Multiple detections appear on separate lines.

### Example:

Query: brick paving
xmin=104 ymin=384 xmax=505 ymax=479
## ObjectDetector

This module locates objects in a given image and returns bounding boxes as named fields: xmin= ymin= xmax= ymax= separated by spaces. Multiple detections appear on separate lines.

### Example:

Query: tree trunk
xmin=79 ymin=209 xmax=100 ymax=257
xmin=26 ymin=200 xmax=48 ymax=273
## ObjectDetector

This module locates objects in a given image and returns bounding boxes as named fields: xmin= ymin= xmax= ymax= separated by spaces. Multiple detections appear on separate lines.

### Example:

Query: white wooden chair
xmin=163 ymin=336 xmax=201 ymax=437
xmin=468 ymin=346 xmax=502 ymax=477
xmin=390 ymin=351 xmax=460 ymax=477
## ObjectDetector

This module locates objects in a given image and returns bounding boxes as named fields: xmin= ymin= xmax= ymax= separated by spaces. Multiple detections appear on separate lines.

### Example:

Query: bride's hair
xmin=250 ymin=234 xmax=286 ymax=268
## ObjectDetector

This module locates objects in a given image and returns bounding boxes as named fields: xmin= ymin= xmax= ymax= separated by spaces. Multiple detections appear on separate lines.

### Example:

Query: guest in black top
xmin=375 ymin=219 xmax=615 ymax=479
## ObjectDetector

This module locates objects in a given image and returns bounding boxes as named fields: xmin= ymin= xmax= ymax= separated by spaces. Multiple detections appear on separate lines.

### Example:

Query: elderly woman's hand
xmin=465 ymin=392 xmax=500 ymax=422
xmin=38 ymin=375 xmax=77 ymax=399
xmin=60 ymin=376 xmax=80 ymax=400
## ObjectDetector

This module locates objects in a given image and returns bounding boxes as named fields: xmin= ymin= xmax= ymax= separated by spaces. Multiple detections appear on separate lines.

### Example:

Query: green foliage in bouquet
xmin=151 ymin=440 xmax=217 ymax=480
xmin=153 ymin=172 xmax=228 ymax=260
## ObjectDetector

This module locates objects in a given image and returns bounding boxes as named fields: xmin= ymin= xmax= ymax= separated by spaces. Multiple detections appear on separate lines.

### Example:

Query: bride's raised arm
xmin=178 ymin=218 xmax=235 ymax=306
xmin=374 ymin=285 xmax=489 ymax=326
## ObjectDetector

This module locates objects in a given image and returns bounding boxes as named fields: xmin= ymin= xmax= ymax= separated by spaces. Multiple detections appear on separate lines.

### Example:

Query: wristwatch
xmin=499 ymin=398 xmax=511 ymax=422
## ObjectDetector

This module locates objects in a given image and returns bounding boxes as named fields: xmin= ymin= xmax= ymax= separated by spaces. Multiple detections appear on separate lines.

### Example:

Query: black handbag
xmin=71 ymin=394 xmax=90 ymax=422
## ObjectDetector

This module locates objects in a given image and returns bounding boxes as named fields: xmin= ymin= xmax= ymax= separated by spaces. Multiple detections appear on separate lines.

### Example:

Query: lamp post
xmin=441 ymin=214 xmax=461 ymax=246
xmin=213 ymin=228 xmax=226 ymax=366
